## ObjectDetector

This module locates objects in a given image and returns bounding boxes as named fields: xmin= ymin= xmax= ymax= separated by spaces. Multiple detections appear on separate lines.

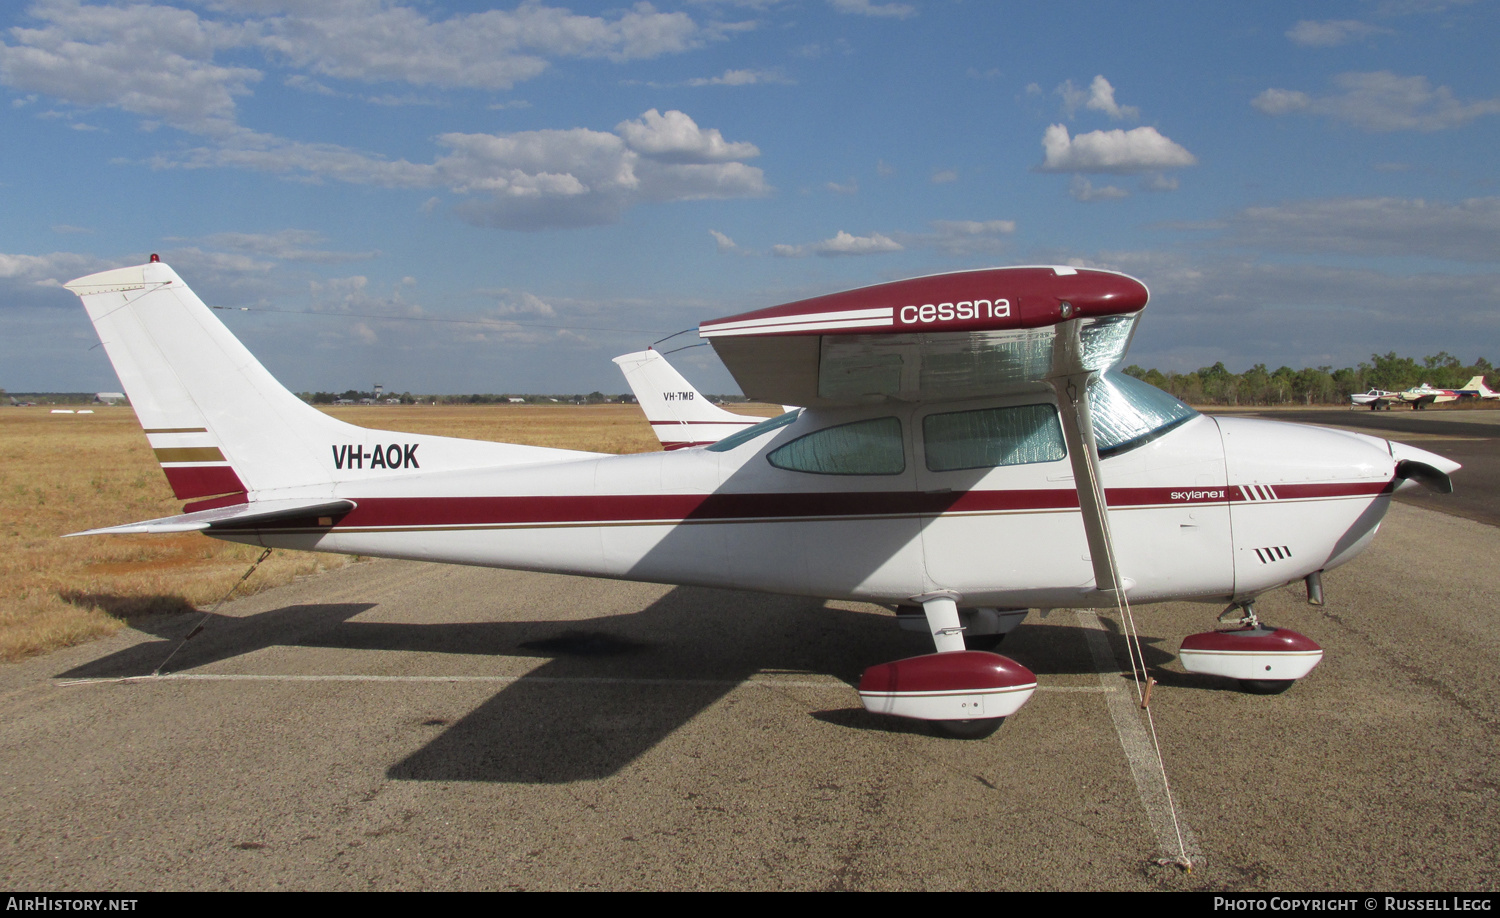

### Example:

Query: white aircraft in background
xmin=1350 ymin=388 xmax=1398 ymax=410
xmin=64 ymin=258 xmax=1458 ymax=738
xmin=612 ymin=348 xmax=767 ymax=450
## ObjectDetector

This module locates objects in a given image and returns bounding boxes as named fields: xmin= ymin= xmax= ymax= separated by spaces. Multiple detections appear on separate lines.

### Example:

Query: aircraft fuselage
xmin=221 ymin=395 xmax=1405 ymax=611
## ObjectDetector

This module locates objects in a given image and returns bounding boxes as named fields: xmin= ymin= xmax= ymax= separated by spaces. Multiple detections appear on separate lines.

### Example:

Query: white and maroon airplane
xmin=64 ymin=259 xmax=1458 ymax=738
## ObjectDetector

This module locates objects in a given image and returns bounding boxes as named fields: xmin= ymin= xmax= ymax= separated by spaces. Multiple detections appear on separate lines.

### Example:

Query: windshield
xmin=1089 ymin=372 xmax=1198 ymax=456
xmin=705 ymin=410 xmax=800 ymax=452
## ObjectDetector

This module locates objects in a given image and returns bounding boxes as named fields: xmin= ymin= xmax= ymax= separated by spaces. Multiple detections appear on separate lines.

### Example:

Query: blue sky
xmin=2 ymin=0 xmax=1498 ymax=395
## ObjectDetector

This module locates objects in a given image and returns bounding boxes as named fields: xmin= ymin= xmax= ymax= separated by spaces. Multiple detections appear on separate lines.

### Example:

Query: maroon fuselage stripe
xmin=318 ymin=481 xmax=1394 ymax=530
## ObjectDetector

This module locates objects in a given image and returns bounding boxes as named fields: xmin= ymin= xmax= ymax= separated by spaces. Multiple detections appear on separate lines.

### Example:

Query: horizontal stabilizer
xmin=66 ymin=498 xmax=356 ymax=537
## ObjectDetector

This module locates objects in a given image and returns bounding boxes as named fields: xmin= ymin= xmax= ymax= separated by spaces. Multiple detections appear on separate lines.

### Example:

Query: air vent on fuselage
xmin=1253 ymin=546 xmax=1292 ymax=564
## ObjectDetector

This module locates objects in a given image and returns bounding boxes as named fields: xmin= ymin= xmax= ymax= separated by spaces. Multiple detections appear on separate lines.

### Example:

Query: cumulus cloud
xmin=1069 ymin=177 xmax=1129 ymax=202
xmin=0 ymin=0 xmax=259 ymax=134
xmin=184 ymin=229 xmax=379 ymax=263
xmin=254 ymin=1 xmax=704 ymax=90
xmin=1057 ymin=75 xmax=1139 ymax=120
xmin=308 ymin=274 xmax=424 ymax=319
xmin=0 ymin=251 xmax=115 ymax=289
xmin=930 ymin=169 xmax=958 ymax=184
xmin=825 ymin=177 xmax=858 ymax=194
xmin=440 ymin=113 xmax=766 ymax=230
xmin=615 ymin=108 xmax=760 ymax=163
xmin=684 ymin=68 xmax=792 ymax=86
xmin=919 ymin=220 xmax=1016 ymax=256
xmin=152 ymin=110 xmax=766 ymax=230
xmin=1252 ymin=71 xmax=1500 ymax=132
xmin=0 ymin=3 xmax=765 ymax=233
xmin=732 ymin=219 xmax=1014 ymax=258
xmin=772 ymin=230 xmax=903 ymax=257
xmin=1286 ymin=20 xmax=1392 ymax=47
xmin=1038 ymin=124 xmax=1197 ymax=174
xmin=828 ymin=0 xmax=917 ymax=18
xmin=1250 ymin=88 xmax=1311 ymax=116
xmin=1217 ymin=197 xmax=1500 ymax=263
xmin=1029 ymin=248 xmax=1500 ymax=374
xmin=492 ymin=290 xmax=558 ymax=318
xmin=0 ymin=1 xmax=721 ymax=150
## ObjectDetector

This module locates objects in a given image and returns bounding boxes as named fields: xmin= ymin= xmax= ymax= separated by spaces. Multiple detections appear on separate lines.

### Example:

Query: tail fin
xmin=66 ymin=261 xmax=595 ymax=507
xmin=612 ymin=348 xmax=760 ymax=449
xmin=1460 ymin=375 xmax=1496 ymax=398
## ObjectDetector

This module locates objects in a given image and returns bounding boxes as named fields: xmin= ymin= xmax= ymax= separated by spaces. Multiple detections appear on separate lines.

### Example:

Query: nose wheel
xmin=1179 ymin=602 xmax=1324 ymax=693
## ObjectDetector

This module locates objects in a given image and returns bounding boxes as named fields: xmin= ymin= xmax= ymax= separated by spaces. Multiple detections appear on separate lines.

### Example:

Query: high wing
xmin=699 ymin=265 xmax=1147 ymax=408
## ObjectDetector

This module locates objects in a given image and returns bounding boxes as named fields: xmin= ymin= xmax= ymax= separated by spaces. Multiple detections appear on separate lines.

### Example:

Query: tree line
xmin=1122 ymin=352 xmax=1495 ymax=407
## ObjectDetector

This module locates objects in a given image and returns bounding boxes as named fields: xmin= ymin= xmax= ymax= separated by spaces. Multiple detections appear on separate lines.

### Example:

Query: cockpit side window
xmin=923 ymin=404 xmax=1066 ymax=472
xmin=1088 ymin=372 xmax=1198 ymax=457
xmin=767 ymin=417 xmax=905 ymax=475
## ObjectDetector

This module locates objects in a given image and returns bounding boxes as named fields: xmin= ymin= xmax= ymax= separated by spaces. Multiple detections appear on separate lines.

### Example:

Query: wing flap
xmin=66 ymin=498 xmax=356 ymax=537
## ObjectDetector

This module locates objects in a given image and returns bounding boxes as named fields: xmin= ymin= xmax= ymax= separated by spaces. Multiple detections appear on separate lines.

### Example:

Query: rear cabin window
xmin=923 ymin=404 xmax=1067 ymax=472
xmin=767 ymin=417 xmax=905 ymax=475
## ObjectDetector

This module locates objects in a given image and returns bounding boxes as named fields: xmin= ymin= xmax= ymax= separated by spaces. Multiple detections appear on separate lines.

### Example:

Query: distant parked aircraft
xmin=1351 ymin=376 xmax=1495 ymax=410
xmin=612 ymin=348 xmax=764 ymax=450
xmin=1350 ymin=388 xmax=1397 ymax=410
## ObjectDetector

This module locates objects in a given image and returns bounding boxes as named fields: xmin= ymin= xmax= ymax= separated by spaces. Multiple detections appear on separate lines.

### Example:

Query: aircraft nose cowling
xmin=1215 ymin=416 xmax=1402 ymax=591
xmin=1216 ymin=415 xmax=1397 ymax=486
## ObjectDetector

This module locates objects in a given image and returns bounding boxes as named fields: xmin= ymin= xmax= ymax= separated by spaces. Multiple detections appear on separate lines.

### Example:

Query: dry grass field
xmin=0 ymin=402 xmax=780 ymax=663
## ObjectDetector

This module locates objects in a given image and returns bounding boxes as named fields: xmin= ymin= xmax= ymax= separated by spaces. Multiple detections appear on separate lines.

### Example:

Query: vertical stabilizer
xmin=66 ymin=261 xmax=596 ymax=503
xmin=612 ymin=348 xmax=760 ymax=449
xmin=1460 ymin=375 xmax=1496 ymax=398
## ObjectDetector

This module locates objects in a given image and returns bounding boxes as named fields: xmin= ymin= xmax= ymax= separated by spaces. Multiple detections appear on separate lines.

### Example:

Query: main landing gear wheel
xmin=934 ymin=717 xmax=1004 ymax=740
xmin=964 ymin=633 xmax=1005 ymax=651
xmin=1238 ymin=679 xmax=1295 ymax=695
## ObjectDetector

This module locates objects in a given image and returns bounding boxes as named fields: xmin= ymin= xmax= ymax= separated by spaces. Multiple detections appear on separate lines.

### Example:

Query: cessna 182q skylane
xmin=65 ymin=260 xmax=1458 ymax=738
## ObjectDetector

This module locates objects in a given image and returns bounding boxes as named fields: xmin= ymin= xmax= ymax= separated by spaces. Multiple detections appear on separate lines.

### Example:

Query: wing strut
xmin=1047 ymin=320 xmax=1194 ymax=871
xmin=1047 ymin=319 xmax=1122 ymax=599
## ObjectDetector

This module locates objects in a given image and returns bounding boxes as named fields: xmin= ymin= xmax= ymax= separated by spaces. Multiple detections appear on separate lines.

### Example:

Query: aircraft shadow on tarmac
xmin=58 ymin=587 xmax=1190 ymax=784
